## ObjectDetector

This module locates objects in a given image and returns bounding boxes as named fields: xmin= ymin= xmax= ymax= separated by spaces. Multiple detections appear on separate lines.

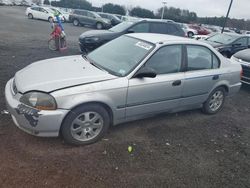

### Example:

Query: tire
xmin=28 ymin=13 xmax=33 ymax=19
xmin=48 ymin=38 xmax=58 ymax=51
xmin=73 ymin=19 xmax=79 ymax=26
xmin=188 ymin=31 xmax=194 ymax=38
xmin=202 ymin=87 xmax=226 ymax=114
xmin=48 ymin=17 xmax=53 ymax=22
xmin=96 ymin=22 xmax=103 ymax=30
xmin=61 ymin=104 xmax=110 ymax=145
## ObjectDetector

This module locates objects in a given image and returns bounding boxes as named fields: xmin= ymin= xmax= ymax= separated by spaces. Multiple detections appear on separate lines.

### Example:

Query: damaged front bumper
xmin=5 ymin=79 xmax=69 ymax=137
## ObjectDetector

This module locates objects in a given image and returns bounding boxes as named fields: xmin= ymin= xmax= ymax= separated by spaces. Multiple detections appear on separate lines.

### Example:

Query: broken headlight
xmin=20 ymin=92 xmax=57 ymax=111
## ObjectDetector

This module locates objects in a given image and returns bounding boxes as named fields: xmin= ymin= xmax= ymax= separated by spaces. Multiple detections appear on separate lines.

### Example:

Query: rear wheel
xmin=61 ymin=104 xmax=110 ymax=145
xmin=28 ymin=13 xmax=33 ymax=19
xmin=188 ymin=31 xmax=194 ymax=38
xmin=96 ymin=22 xmax=103 ymax=30
xmin=202 ymin=87 xmax=226 ymax=114
xmin=73 ymin=19 xmax=79 ymax=26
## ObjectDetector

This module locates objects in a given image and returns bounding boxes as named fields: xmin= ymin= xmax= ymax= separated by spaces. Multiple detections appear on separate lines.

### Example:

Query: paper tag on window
xmin=135 ymin=42 xmax=152 ymax=50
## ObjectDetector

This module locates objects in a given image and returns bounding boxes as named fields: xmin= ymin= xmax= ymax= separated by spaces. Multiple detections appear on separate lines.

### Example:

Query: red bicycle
xmin=48 ymin=32 xmax=67 ymax=51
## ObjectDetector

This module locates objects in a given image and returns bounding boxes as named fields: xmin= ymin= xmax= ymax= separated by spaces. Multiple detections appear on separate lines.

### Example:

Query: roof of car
xmin=126 ymin=33 xmax=204 ymax=45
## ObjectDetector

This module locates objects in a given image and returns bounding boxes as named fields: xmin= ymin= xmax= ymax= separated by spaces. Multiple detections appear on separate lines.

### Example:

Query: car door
xmin=39 ymin=7 xmax=49 ymax=20
xmin=231 ymin=37 xmax=248 ymax=55
xmin=30 ymin=7 xmax=39 ymax=18
xmin=126 ymin=45 xmax=185 ymax=117
xmin=181 ymin=45 xmax=221 ymax=106
xmin=78 ymin=10 xmax=88 ymax=25
xmin=87 ymin=12 xmax=97 ymax=26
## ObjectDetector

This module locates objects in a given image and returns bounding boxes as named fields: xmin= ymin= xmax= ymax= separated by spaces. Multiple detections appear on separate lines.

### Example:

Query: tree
xmin=103 ymin=3 xmax=126 ymax=15
xmin=43 ymin=0 xmax=50 ymax=5
xmin=51 ymin=0 xmax=92 ymax=10
xmin=130 ymin=7 xmax=154 ymax=18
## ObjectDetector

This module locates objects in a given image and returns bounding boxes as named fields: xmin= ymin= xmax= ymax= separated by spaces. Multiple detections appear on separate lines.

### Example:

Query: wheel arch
xmin=60 ymin=101 xmax=114 ymax=134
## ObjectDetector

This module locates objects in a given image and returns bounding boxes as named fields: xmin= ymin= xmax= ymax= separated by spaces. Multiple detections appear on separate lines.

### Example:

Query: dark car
xmin=232 ymin=49 xmax=250 ymax=84
xmin=203 ymin=33 xmax=250 ymax=58
xmin=97 ymin=12 xmax=121 ymax=26
xmin=79 ymin=19 xmax=185 ymax=53
xmin=69 ymin=9 xmax=111 ymax=29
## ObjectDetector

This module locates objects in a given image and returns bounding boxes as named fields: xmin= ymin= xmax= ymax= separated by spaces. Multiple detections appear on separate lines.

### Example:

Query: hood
xmin=15 ymin=55 xmax=117 ymax=93
xmin=79 ymin=30 xmax=116 ymax=39
xmin=234 ymin=49 xmax=250 ymax=63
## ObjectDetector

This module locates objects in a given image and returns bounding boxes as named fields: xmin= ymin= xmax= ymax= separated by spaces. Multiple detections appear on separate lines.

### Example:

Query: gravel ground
xmin=0 ymin=6 xmax=250 ymax=188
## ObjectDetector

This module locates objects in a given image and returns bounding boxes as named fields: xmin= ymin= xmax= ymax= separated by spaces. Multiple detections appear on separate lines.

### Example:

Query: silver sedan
xmin=5 ymin=33 xmax=242 ymax=145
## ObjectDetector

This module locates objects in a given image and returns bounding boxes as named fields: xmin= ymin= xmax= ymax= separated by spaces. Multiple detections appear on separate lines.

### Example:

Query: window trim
xmin=184 ymin=44 xmax=221 ymax=72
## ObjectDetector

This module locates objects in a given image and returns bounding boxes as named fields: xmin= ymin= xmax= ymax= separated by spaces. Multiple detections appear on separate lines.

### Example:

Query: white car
xmin=181 ymin=24 xmax=198 ymax=37
xmin=25 ymin=6 xmax=64 ymax=22
xmin=49 ymin=7 xmax=69 ymax=22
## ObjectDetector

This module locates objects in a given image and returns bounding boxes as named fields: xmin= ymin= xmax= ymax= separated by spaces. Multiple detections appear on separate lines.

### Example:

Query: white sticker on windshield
xmin=135 ymin=42 xmax=153 ymax=50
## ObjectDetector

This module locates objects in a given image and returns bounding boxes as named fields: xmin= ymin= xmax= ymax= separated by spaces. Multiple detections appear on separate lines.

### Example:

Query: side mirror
xmin=134 ymin=67 xmax=157 ymax=78
xmin=127 ymin=29 xmax=135 ymax=34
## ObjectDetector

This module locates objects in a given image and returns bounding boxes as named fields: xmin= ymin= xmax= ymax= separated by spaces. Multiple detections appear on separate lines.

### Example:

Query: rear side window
xmin=131 ymin=23 xmax=150 ymax=33
xmin=167 ymin=24 xmax=179 ymax=34
xmin=187 ymin=45 xmax=219 ymax=71
xmin=31 ymin=7 xmax=39 ymax=11
xmin=150 ymin=23 xmax=168 ymax=34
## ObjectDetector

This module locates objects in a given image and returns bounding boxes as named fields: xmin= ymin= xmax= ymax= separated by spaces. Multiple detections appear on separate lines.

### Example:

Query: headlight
xmin=85 ymin=37 xmax=100 ymax=43
xmin=20 ymin=92 xmax=57 ymax=110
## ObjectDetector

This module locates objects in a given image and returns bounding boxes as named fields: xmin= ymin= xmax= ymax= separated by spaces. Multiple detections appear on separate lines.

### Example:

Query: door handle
xmin=212 ymin=75 xmax=219 ymax=80
xmin=172 ymin=80 xmax=181 ymax=86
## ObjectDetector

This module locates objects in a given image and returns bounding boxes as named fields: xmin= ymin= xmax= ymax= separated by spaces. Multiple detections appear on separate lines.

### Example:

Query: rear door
xmin=78 ymin=10 xmax=88 ymax=24
xmin=181 ymin=45 xmax=221 ymax=106
xmin=30 ymin=7 xmax=39 ymax=18
xmin=126 ymin=45 xmax=185 ymax=117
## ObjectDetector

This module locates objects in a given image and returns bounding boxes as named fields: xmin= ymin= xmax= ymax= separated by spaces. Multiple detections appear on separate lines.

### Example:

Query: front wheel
xmin=61 ymin=104 xmax=110 ymax=145
xmin=188 ymin=31 xmax=194 ymax=38
xmin=48 ymin=37 xmax=58 ymax=51
xmin=202 ymin=87 xmax=226 ymax=114
xmin=28 ymin=13 xmax=33 ymax=19
xmin=73 ymin=19 xmax=79 ymax=26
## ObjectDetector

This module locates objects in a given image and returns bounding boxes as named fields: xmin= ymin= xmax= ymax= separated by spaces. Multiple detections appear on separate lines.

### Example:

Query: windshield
xmin=207 ymin=33 xmax=238 ymax=44
xmin=87 ymin=35 xmax=154 ymax=77
xmin=109 ymin=21 xmax=134 ymax=32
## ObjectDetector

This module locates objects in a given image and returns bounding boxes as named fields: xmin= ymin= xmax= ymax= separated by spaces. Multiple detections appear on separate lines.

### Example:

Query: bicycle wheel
xmin=48 ymin=38 xmax=57 ymax=51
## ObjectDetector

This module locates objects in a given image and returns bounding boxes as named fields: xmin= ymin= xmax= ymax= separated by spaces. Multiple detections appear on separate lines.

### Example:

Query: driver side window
xmin=145 ymin=45 xmax=182 ymax=74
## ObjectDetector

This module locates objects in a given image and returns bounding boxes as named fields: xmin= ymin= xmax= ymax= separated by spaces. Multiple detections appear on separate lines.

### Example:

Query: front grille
xmin=242 ymin=65 xmax=250 ymax=78
xmin=12 ymin=80 xmax=18 ymax=95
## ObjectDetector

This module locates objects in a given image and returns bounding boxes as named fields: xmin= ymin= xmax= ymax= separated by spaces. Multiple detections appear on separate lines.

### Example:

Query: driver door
xmin=126 ymin=45 xmax=185 ymax=118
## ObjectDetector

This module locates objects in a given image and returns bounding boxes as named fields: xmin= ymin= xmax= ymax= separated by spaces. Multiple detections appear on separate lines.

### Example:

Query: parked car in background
xmin=97 ymin=12 xmax=121 ymax=26
xmin=231 ymin=49 xmax=250 ymax=84
xmin=49 ymin=7 xmax=70 ymax=22
xmin=244 ymin=31 xmax=250 ymax=36
xmin=192 ymin=34 xmax=210 ymax=40
xmin=121 ymin=15 xmax=142 ymax=22
xmin=25 ymin=6 xmax=64 ymax=22
xmin=189 ymin=24 xmax=211 ymax=35
xmin=203 ymin=33 xmax=250 ymax=58
xmin=5 ymin=33 xmax=242 ymax=145
xmin=180 ymin=23 xmax=198 ymax=37
xmin=69 ymin=9 xmax=111 ymax=29
xmin=79 ymin=19 xmax=185 ymax=53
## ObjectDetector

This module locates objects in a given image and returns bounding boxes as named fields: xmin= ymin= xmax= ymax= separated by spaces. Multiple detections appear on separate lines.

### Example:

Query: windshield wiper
xmin=82 ymin=55 xmax=109 ymax=72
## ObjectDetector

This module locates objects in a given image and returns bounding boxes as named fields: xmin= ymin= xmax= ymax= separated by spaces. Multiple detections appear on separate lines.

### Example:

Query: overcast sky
xmin=90 ymin=0 xmax=249 ymax=19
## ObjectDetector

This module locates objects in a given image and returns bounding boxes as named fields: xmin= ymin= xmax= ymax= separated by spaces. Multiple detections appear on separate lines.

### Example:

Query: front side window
xmin=187 ymin=45 xmax=219 ymax=70
xmin=145 ymin=45 xmax=182 ymax=74
xmin=130 ymin=23 xmax=150 ymax=33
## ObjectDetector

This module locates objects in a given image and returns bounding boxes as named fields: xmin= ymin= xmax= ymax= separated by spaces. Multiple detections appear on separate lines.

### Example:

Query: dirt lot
xmin=0 ymin=6 xmax=250 ymax=188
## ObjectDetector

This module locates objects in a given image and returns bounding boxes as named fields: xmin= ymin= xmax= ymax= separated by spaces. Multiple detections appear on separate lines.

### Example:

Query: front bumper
xmin=5 ymin=79 xmax=69 ymax=137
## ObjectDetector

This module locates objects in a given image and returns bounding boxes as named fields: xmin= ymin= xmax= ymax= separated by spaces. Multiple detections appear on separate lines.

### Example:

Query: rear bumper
xmin=5 ymin=79 xmax=69 ymax=137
